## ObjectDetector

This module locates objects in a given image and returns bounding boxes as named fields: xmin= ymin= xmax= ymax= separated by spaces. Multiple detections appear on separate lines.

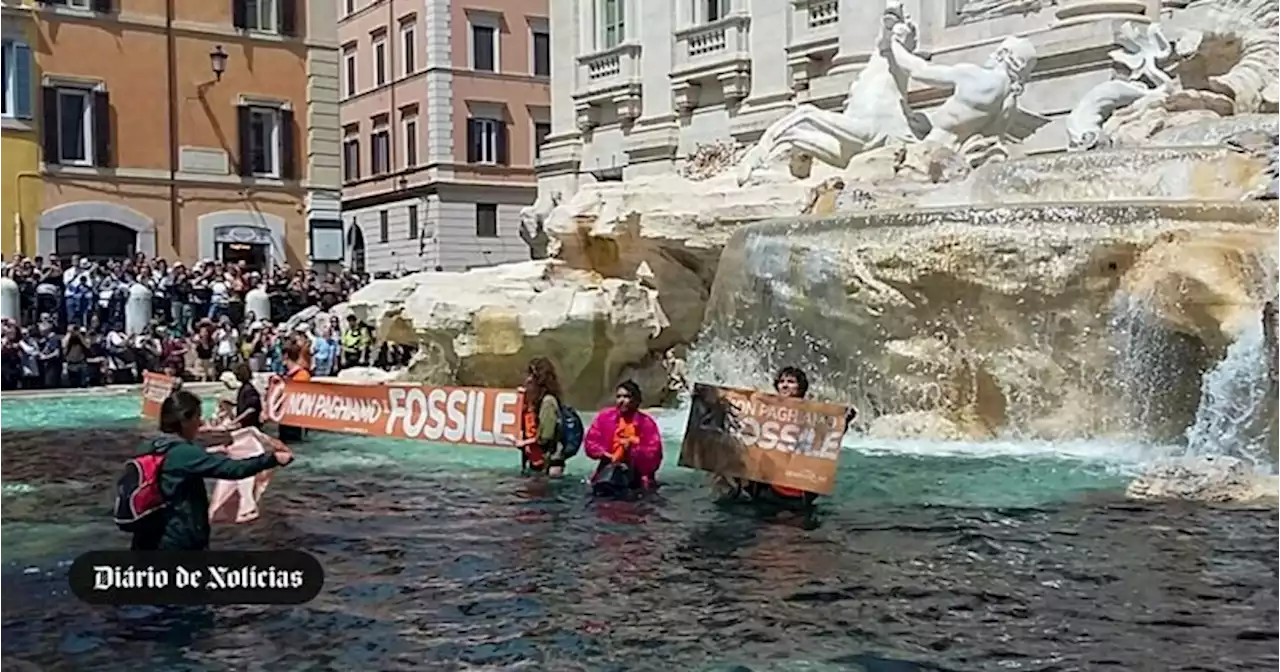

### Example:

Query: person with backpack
xmin=517 ymin=357 xmax=580 ymax=477
xmin=115 ymin=389 xmax=292 ymax=551
xmin=582 ymin=380 xmax=663 ymax=497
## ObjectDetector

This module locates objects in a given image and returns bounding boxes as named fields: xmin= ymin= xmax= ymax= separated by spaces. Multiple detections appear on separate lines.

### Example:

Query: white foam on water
xmin=1184 ymin=317 xmax=1275 ymax=470
xmin=848 ymin=436 xmax=1174 ymax=465
xmin=647 ymin=407 xmax=1172 ymax=467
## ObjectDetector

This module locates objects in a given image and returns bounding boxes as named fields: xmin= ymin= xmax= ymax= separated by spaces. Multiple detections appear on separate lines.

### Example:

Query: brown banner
xmin=678 ymin=383 xmax=849 ymax=495
xmin=140 ymin=371 xmax=179 ymax=420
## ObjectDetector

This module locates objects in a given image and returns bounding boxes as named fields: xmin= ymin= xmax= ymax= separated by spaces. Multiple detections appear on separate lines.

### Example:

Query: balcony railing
xmin=671 ymin=14 xmax=752 ymax=112
xmin=673 ymin=14 xmax=751 ymax=75
xmin=573 ymin=42 xmax=643 ymax=129
xmin=576 ymin=42 xmax=641 ymax=97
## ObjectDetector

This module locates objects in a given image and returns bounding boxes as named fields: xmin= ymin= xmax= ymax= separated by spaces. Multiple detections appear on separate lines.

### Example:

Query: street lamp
xmin=210 ymin=45 xmax=228 ymax=81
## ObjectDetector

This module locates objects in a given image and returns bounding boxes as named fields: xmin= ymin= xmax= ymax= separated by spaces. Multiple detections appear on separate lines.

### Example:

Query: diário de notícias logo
xmin=68 ymin=550 xmax=324 ymax=606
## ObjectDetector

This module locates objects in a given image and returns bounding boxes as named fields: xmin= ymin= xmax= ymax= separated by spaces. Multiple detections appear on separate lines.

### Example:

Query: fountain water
xmin=332 ymin=0 xmax=1278 ymax=501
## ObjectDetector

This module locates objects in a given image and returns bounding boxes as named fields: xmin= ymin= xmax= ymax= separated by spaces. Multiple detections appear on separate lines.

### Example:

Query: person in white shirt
xmin=214 ymin=316 xmax=239 ymax=376
xmin=209 ymin=276 xmax=231 ymax=321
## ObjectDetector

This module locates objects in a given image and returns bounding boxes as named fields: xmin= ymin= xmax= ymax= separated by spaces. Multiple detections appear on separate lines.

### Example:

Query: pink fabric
xmin=206 ymin=428 xmax=278 ymax=524
xmin=583 ymin=407 xmax=663 ymax=483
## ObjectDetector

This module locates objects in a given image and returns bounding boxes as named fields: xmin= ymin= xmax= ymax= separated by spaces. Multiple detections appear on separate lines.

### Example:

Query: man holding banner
xmin=680 ymin=366 xmax=856 ymax=512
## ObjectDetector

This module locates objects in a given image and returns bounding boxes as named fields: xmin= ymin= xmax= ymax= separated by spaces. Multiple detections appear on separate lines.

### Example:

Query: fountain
xmin=336 ymin=0 xmax=1278 ymax=500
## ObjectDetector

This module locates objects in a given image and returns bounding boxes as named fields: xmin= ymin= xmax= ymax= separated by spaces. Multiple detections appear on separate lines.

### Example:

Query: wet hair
xmin=159 ymin=390 xmax=203 ymax=434
xmin=616 ymin=380 xmax=642 ymax=406
xmin=233 ymin=362 xmax=253 ymax=383
xmin=774 ymin=366 xmax=810 ymax=398
xmin=524 ymin=357 xmax=562 ymax=408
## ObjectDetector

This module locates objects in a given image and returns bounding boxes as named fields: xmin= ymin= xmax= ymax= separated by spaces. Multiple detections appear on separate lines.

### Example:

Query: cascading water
xmin=1184 ymin=316 xmax=1276 ymax=470
xmin=1107 ymin=295 xmax=1210 ymax=442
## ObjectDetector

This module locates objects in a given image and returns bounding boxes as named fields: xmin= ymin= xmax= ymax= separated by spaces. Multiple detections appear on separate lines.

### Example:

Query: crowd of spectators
xmin=1 ymin=253 xmax=414 ymax=391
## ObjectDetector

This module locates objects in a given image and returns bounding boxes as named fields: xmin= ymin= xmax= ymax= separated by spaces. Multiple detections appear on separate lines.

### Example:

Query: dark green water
xmin=1 ymin=396 xmax=1276 ymax=671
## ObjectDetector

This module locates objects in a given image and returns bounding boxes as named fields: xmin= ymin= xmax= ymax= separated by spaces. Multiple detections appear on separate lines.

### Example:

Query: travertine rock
xmin=1126 ymin=456 xmax=1279 ymax=503
xmin=341 ymin=260 xmax=671 ymax=408
xmin=696 ymin=202 xmax=1279 ymax=441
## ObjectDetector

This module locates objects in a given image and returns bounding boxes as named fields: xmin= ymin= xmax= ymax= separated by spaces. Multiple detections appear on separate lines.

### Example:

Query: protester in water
xmin=517 ymin=357 xmax=568 ymax=477
xmin=128 ymin=389 xmax=291 ymax=551
xmin=277 ymin=342 xmax=310 ymax=441
xmin=215 ymin=363 xmax=264 ymax=430
xmin=722 ymin=366 xmax=850 ymax=508
xmin=583 ymin=380 xmax=663 ymax=496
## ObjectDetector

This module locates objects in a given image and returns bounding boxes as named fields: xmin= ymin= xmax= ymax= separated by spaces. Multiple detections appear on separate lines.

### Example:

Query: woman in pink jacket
xmin=583 ymin=380 xmax=663 ymax=496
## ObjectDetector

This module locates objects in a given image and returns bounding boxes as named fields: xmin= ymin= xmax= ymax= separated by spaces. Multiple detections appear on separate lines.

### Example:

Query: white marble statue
xmin=1067 ymin=23 xmax=1179 ymax=151
xmin=737 ymin=1 xmax=1043 ymax=185
xmin=889 ymin=32 xmax=1040 ymax=150
xmin=735 ymin=1 xmax=920 ymax=186
xmin=518 ymin=191 xmax=561 ymax=260
xmin=1067 ymin=0 xmax=1278 ymax=151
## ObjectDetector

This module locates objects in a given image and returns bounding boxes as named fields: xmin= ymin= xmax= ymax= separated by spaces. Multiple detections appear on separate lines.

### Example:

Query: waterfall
xmin=1184 ymin=317 xmax=1275 ymax=469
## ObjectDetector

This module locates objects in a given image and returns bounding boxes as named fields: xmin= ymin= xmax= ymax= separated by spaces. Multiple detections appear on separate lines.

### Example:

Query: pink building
xmin=339 ymin=0 xmax=550 ymax=273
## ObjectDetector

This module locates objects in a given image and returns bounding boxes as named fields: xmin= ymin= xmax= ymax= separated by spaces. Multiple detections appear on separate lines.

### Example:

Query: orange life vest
xmin=521 ymin=405 xmax=546 ymax=470
xmin=771 ymin=484 xmax=806 ymax=498
xmin=610 ymin=414 xmax=637 ymax=463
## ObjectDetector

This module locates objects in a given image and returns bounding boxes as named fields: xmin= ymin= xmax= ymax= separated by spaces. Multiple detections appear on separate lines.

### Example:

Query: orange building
xmin=29 ymin=0 xmax=342 ymax=268
xmin=338 ymin=0 xmax=550 ymax=273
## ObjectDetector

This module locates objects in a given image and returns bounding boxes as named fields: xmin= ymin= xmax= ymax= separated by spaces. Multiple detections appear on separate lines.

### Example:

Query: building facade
xmin=338 ymin=0 xmax=550 ymax=274
xmin=1 ymin=0 xmax=41 ymax=257
xmin=537 ymin=0 xmax=1164 ymax=197
xmin=27 ymin=0 xmax=341 ymax=268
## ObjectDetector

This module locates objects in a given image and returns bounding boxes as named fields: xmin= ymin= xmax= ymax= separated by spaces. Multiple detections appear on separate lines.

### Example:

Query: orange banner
xmin=678 ymin=383 xmax=850 ymax=495
xmin=140 ymin=371 xmax=179 ymax=420
xmin=262 ymin=377 xmax=524 ymax=447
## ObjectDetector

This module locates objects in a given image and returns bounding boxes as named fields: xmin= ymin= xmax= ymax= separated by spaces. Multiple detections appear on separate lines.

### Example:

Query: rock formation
xmin=1126 ymin=456 xmax=1279 ymax=503
xmin=340 ymin=260 xmax=676 ymax=409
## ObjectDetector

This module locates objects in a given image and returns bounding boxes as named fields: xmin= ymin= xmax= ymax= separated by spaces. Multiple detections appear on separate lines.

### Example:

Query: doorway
xmin=220 ymin=242 xmax=268 ymax=270
xmin=347 ymin=224 xmax=366 ymax=274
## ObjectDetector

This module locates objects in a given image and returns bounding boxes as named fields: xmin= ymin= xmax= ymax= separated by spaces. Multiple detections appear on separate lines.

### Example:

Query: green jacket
xmin=130 ymin=435 xmax=279 ymax=551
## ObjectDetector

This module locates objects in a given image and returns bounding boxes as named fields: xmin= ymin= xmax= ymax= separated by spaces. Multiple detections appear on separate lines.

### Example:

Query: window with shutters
xmin=534 ymin=122 xmax=550 ymax=160
xmin=372 ymin=31 xmax=387 ymax=87
xmin=244 ymin=0 xmax=278 ymax=33
xmin=469 ymin=16 xmax=498 ymax=72
xmin=475 ymin=203 xmax=498 ymax=238
xmin=237 ymin=102 xmax=293 ymax=179
xmin=379 ymin=210 xmax=389 ymax=243
xmin=407 ymin=204 xmax=419 ymax=240
xmin=532 ymin=29 xmax=550 ymax=77
xmin=0 ymin=42 xmax=7 ymax=117
xmin=56 ymin=89 xmax=92 ymax=164
xmin=700 ymin=0 xmax=730 ymax=23
xmin=400 ymin=19 xmax=417 ymax=75
xmin=599 ymin=0 xmax=625 ymax=49
xmin=1 ymin=39 xmax=34 ymax=121
xmin=466 ymin=117 xmax=506 ymax=165
xmin=342 ymin=125 xmax=360 ymax=182
xmin=43 ymin=85 xmax=109 ymax=167
xmin=342 ymin=45 xmax=357 ymax=98
xmin=402 ymin=112 xmax=418 ymax=168
xmin=370 ymin=118 xmax=390 ymax=175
